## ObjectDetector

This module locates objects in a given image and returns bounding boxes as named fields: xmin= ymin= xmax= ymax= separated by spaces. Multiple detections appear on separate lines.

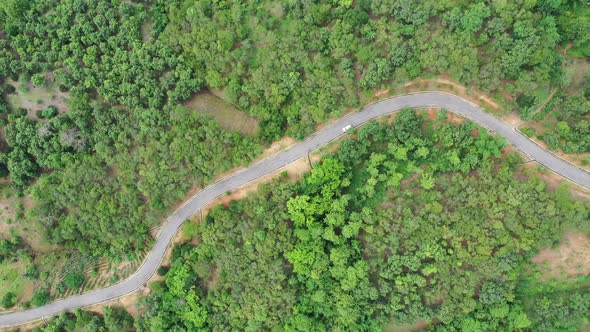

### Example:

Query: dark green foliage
xmin=4 ymin=85 xmax=15 ymax=94
xmin=537 ymin=92 xmax=590 ymax=154
xmin=157 ymin=265 xmax=169 ymax=276
xmin=0 ymin=0 xmax=585 ymax=251
xmin=33 ymin=310 xmax=104 ymax=332
xmin=31 ymin=289 xmax=50 ymax=306
xmin=516 ymin=94 xmax=537 ymax=119
xmin=40 ymin=106 xmax=57 ymax=118
xmin=526 ymin=291 xmax=590 ymax=332
xmin=0 ymin=1 xmax=261 ymax=255
xmin=64 ymin=273 xmax=84 ymax=289
xmin=1 ymin=292 xmax=16 ymax=309
xmin=23 ymin=264 xmax=39 ymax=280
xmin=34 ymin=306 xmax=132 ymax=332
xmin=160 ymin=0 xmax=573 ymax=137
xmin=103 ymin=306 xmax=134 ymax=332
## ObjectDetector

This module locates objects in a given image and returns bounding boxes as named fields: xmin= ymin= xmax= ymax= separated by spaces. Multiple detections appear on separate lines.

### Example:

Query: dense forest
xmin=31 ymin=111 xmax=590 ymax=331
xmin=0 ymin=0 xmax=261 ymax=256
xmin=162 ymin=0 xmax=590 ymax=138
xmin=0 ymin=0 xmax=588 ymax=254
xmin=0 ymin=0 xmax=590 ymax=319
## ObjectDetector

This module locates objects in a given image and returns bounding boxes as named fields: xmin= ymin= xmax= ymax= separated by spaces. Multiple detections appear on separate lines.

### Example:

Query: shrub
xmin=24 ymin=264 xmax=40 ymax=280
xmin=18 ymin=83 xmax=28 ymax=93
xmin=31 ymin=73 xmax=45 ymax=87
xmin=64 ymin=273 xmax=84 ymax=289
xmin=4 ymin=85 xmax=16 ymax=94
xmin=32 ymin=289 xmax=50 ymax=306
xmin=41 ymin=106 xmax=57 ymax=118
xmin=1 ymin=292 xmax=17 ymax=308
xmin=157 ymin=265 xmax=170 ymax=276
xmin=149 ymin=281 xmax=166 ymax=293
xmin=14 ymin=107 xmax=27 ymax=117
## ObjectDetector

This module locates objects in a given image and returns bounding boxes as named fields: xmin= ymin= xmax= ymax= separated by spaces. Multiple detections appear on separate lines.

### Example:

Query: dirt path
xmin=529 ymin=87 xmax=558 ymax=119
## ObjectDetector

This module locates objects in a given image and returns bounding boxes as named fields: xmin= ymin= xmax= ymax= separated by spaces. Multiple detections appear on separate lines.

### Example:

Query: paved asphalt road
xmin=1 ymin=92 xmax=589 ymax=327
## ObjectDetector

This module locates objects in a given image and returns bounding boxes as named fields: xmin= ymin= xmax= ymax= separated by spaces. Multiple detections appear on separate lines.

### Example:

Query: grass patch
xmin=562 ymin=55 xmax=590 ymax=93
xmin=183 ymin=91 xmax=259 ymax=136
xmin=568 ymin=43 xmax=590 ymax=58
xmin=0 ymin=261 xmax=28 ymax=302
xmin=3 ymin=74 xmax=69 ymax=116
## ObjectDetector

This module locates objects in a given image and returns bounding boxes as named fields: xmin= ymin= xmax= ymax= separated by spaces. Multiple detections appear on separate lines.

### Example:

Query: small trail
xmin=530 ymin=87 xmax=558 ymax=118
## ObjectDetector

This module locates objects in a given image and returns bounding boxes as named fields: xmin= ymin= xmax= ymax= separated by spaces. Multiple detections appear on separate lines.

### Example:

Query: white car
xmin=342 ymin=125 xmax=353 ymax=133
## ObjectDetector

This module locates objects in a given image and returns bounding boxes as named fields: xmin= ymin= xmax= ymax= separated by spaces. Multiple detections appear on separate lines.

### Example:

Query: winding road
xmin=1 ymin=92 xmax=589 ymax=327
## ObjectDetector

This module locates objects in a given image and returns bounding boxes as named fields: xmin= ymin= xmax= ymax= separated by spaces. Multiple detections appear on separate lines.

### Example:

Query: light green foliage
xmin=129 ymin=112 xmax=590 ymax=330
xmin=0 ymin=0 xmax=589 ymax=316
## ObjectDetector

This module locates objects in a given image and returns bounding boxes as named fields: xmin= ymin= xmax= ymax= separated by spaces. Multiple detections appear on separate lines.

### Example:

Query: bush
xmin=520 ymin=127 xmax=535 ymax=138
xmin=18 ymin=83 xmax=28 ymax=93
xmin=104 ymin=306 xmax=134 ymax=331
xmin=1 ymin=292 xmax=17 ymax=308
xmin=31 ymin=73 xmax=45 ymax=87
xmin=65 ymin=273 xmax=85 ymax=289
xmin=149 ymin=281 xmax=166 ymax=293
xmin=13 ymin=107 xmax=27 ymax=117
xmin=56 ymin=281 xmax=67 ymax=294
xmin=41 ymin=106 xmax=57 ymax=118
xmin=23 ymin=264 xmax=39 ymax=280
xmin=157 ymin=265 xmax=170 ymax=276
xmin=4 ymin=85 xmax=16 ymax=94
xmin=32 ymin=289 xmax=50 ymax=306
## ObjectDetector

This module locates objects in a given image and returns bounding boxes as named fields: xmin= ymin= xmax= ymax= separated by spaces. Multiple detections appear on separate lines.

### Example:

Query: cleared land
xmin=184 ymin=91 xmax=259 ymax=136
xmin=4 ymin=75 xmax=69 ymax=117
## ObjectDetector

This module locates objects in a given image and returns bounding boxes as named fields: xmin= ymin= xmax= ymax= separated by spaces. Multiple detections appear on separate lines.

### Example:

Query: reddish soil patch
xmin=374 ymin=88 xmax=391 ymax=98
xmin=404 ymin=77 xmax=501 ymax=112
xmin=504 ymin=112 xmax=524 ymax=127
xmin=533 ymin=231 xmax=590 ymax=281
xmin=386 ymin=319 xmax=430 ymax=332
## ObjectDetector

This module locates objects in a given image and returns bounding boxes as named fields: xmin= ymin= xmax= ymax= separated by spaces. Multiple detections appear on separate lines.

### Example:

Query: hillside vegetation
xmin=0 ymin=0 xmax=589 ymax=316
xmin=36 ymin=111 xmax=590 ymax=331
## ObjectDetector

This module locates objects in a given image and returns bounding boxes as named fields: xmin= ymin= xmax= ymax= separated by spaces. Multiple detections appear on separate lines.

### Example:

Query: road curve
xmin=1 ymin=92 xmax=589 ymax=327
